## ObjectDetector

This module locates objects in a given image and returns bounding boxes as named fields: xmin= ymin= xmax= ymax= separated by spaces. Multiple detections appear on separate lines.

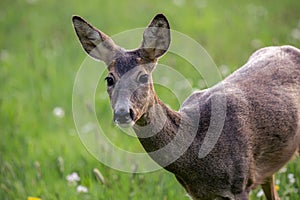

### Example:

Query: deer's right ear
xmin=72 ymin=15 xmax=116 ymax=64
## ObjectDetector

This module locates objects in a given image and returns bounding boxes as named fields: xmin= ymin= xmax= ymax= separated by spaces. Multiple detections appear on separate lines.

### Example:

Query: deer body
xmin=73 ymin=14 xmax=300 ymax=200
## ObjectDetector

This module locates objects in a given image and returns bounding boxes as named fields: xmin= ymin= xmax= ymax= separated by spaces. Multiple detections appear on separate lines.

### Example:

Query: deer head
xmin=72 ymin=14 xmax=170 ymax=127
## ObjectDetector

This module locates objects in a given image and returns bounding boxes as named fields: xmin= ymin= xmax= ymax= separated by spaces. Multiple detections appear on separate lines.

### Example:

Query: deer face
xmin=72 ymin=14 xmax=170 ymax=127
xmin=105 ymin=54 xmax=156 ymax=127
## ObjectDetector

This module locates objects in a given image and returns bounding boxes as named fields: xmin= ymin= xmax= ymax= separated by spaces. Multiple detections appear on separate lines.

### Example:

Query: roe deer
xmin=72 ymin=14 xmax=300 ymax=200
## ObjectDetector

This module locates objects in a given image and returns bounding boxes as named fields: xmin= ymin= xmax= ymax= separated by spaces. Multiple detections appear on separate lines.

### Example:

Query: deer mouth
xmin=117 ymin=120 xmax=135 ymax=128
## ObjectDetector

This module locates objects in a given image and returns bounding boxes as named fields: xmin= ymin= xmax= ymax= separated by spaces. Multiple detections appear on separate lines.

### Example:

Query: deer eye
xmin=105 ymin=76 xmax=115 ymax=86
xmin=138 ymin=74 xmax=148 ymax=84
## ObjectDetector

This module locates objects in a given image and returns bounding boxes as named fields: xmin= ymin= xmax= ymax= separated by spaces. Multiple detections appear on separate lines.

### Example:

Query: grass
xmin=1 ymin=0 xmax=300 ymax=199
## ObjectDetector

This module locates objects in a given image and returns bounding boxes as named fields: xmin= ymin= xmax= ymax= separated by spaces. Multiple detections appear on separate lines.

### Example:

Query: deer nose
xmin=114 ymin=108 xmax=132 ymax=124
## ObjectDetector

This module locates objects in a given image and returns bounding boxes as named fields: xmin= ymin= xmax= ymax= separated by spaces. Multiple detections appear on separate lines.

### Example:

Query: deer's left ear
xmin=139 ymin=14 xmax=170 ymax=60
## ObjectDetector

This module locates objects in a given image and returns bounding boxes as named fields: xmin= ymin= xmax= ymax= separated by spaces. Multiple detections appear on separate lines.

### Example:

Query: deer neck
xmin=133 ymin=94 xmax=182 ymax=153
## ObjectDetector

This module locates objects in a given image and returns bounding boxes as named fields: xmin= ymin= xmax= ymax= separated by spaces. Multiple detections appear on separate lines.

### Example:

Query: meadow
xmin=1 ymin=0 xmax=300 ymax=199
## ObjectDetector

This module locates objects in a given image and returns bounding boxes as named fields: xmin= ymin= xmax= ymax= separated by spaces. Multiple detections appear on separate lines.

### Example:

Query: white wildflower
xmin=288 ymin=173 xmax=294 ymax=179
xmin=53 ymin=107 xmax=65 ymax=118
xmin=77 ymin=185 xmax=88 ymax=193
xmin=290 ymin=178 xmax=296 ymax=184
xmin=287 ymin=173 xmax=295 ymax=184
xmin=279 ymin=167 xmax=287 ymax=173
xmin=256 ymin=189 xmax=264 ymax=198
xmin=66 ymin=172 xmax=80 ymax=183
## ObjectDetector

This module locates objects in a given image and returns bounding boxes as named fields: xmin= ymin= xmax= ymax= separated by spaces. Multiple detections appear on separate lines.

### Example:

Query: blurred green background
xmin=1 ymin=0 xmax=300 ymax=199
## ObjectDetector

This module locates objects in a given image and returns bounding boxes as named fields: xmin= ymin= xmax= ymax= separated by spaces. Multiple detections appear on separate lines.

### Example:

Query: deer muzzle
xmin=113 ymin=101 xmax=135 ymax=127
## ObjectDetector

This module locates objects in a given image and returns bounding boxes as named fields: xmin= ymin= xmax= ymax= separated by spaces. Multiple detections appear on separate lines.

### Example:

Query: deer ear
xmin=140 ymin=14 xmax=170 ymax=60
xmin=72 ymin=15 xmax=116 ymax=64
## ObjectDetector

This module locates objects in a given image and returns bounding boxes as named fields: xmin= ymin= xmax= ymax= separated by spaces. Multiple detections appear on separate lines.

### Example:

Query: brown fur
xmin=72 ymin=14 xmax=300 ymax=200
